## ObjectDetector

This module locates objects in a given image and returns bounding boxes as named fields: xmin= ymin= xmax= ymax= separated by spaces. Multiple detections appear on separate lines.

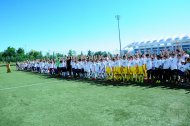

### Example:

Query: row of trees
xmin=0 ymin=47 xmax=113 ymax=62
xmin=68 ymin=50 xmax=112 ymax=58
xmin=0 ymin=47 xmax=43 ymax=62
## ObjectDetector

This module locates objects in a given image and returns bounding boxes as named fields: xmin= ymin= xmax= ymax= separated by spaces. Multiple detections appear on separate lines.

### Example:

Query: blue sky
xmin=0 ymin=0 xmax=190 ymax=54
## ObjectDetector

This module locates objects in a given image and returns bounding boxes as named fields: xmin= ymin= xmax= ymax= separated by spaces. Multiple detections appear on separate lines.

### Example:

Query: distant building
xmin=123 ymin=35 xmax=190 ymax=54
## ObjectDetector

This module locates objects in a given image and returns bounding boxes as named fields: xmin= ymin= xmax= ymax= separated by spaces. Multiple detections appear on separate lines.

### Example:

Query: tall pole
xmin=115 ymin=15 xmax=122 ymax=57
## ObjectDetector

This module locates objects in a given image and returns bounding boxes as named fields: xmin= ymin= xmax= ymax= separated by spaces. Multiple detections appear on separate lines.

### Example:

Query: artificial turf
xmin=0 ymin=67 xmax=190 ymax=126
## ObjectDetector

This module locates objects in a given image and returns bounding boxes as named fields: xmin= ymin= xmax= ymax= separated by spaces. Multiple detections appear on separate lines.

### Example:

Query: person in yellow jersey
xmin=121 ymin=56 xmax=128 ymax=82
xmin=7 ymin=61 xmax=11 ymax=73
xmin=112 ymin=58 xmax=116 ymax=81
xmin=132 ymin=56 xmax=138 ymax=82
xmin=105 ymin=58 xmax=113 ymax=80
xmin=128 ymin=56 xmax=133 ymax=82
xmin=118 ymin=57 xmax=122 ymax=81
xmin=114 ymin=57 xmax=122 ymax=81
xmin=126 ymin=56 xmax=131 ymax=81
xmin=142 ymin=54 xmax=147 ymax=78
xmin=136 ymin=55 xmax=144 ymax=83
xmin=110 ymin=58 xmax=115 ymax=80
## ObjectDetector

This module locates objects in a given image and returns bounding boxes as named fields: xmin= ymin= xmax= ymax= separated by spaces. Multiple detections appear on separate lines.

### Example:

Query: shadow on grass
xmin=18 ymin=70 xmax=190 ymax=93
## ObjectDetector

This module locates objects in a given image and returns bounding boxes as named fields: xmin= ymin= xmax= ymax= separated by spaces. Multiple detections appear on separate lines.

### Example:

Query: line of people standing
xmin=16 ymin=49 xmax=190 ymax=85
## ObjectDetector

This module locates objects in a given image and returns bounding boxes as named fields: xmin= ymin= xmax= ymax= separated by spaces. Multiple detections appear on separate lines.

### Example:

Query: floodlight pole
xmin=115 ymin=15 xmax=122 ymax=57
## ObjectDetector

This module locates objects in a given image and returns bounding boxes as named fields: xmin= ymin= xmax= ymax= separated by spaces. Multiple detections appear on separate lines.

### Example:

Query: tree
xmin=56 ymin=53 xmax=63 ymax=58
xmin=4 ymin=47 xmax=16 ymax=57
xmin=73 ymin=51 xmax=76 ymax=56
xmin=17 ymin=48 xmax=25 ymax=56
xmin=68 ymin=50 xmax=72 ymax=56
xmin=45 ymin=52 xmax=50 ymax=58
xmin=2 ymin=51 xmax=7 ymax=58
xmin=80 ymin=51 xmax=83 ymax=56
xmin=28 ymin=50 xmax=42 ymax=60
xmin=107 ymin=52 xmax=113 ymax=58
xmin=37 ymin=51 xmax=43 ymax=59
xmin=0 ymin=52 xmax=3 ymax=61
xmin=102 ymin=51 xmax=108 ymax=57
xmin=2 ymin=47 xmax=16 ymax=62
xmin=68 ymin=50 xmax=76 ymax=56
xmin=16 ymin=48 xmax=25 ymax=61
xmin=186 ymin=49 xmax=190 ymax=55
xmin=87 ymin=50 xmax=93 ymax=56
xmin=94 ymin=51 xmax=102 ymax=56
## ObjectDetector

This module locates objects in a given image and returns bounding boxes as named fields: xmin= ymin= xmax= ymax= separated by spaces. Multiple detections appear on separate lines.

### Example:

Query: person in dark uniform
xmin=66 ymin=56 xmax=72 ymax=77
xmin=16 ymin=62 xmax=19 ymax=71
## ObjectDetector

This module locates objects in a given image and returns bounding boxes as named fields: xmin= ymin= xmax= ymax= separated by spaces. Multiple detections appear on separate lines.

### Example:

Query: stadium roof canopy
xmin=181 ymin=35 xmax=190 ymax=41
xmin=166 ymin=38 xmax=172 ymax=42
xmin=158 ymin=39 xmax=165 ymax=43
xmin=123 ymin=35 xmax=190 ymax=50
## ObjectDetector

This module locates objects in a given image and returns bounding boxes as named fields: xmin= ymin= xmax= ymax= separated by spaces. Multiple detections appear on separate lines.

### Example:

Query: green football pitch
xmin=0 ymin=67 xmax=190 ymax=126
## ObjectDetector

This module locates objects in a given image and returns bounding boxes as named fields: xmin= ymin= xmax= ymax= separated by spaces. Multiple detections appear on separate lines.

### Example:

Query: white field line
xmin=0 ymin=81 xmax=61 ymax=91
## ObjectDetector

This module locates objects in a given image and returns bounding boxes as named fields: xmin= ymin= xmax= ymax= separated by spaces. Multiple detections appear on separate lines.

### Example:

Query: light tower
xmin=115 ymin=15 xmax=122 ymax=56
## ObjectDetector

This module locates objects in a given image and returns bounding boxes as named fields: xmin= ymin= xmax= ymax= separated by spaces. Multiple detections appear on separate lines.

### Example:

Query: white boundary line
xmin=0 ymin=81 xmax=61 ymax=91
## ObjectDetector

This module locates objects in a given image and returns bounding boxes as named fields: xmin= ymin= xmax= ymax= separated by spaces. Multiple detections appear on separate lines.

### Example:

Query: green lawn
xmin=0 ymin=67 xmax=190 ymax=126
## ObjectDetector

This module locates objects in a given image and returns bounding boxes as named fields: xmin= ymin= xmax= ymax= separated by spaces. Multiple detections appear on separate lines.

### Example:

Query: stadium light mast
xmin=115 ymin=15 xmax=122 ymax=57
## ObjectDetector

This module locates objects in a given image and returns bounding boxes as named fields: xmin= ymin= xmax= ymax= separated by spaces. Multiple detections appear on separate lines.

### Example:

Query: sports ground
xmin=0 ymin=67 xmax=190 ymax=126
